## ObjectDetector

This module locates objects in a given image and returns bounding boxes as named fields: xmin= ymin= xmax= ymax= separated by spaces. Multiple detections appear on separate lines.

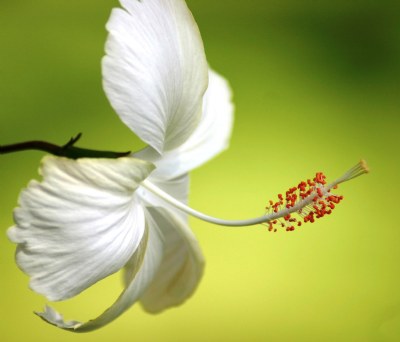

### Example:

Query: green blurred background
xmin=1 ymin=0 xmax=399 ymax=341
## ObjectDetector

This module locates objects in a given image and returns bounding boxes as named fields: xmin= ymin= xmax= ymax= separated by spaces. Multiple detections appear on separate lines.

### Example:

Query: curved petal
xmin=7 ymin=156 xmax=154 ymax=302
xmin=139 ymin=207 xmax=204 ymax=313
xmin=103 ymin=0 xmax=208 ymax=154
xmin=136 ymin=69 xmax=234 ymax=180
xmin=36 ymin=216 xmax=164 ymax=332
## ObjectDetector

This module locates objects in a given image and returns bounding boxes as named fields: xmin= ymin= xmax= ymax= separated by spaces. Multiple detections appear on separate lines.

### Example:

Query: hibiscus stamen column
xmin=141 ymin=160 xmax=369 ymax=230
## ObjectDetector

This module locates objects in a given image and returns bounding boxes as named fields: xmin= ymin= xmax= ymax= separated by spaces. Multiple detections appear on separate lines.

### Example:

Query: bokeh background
xmin=1 ymin=0 xmax=399 ymax=341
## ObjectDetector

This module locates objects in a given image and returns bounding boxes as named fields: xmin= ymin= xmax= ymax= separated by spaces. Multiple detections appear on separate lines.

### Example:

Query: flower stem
xmin=1 ymin=133 xmax=131 ymax=159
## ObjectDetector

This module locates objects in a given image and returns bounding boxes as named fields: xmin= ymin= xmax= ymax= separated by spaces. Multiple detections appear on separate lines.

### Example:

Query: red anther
xmin=269 ymin=200 xmax=273 ymax=205
xmin=313 ymin=196 xmax=318 ymax=202
xmin=273 ymin=220 xmax=277 ymax=224
xmin=333 ymin=185 xmax=338 ymax=189
xmin=328 ymin=203 xmax=335 ymax=209
xmin=278 ymin=194 xmax=283 ymax=200
xmin=298 ymin=181 xmax=307 ymax=192
xmin=304 ymin=213 xmax=314 ymax=223
xmin=317 ymin=188 xmax=324 ymax=197
xmin=315 ymin=172 xmax=326 ymax=185
xmin=327 ymin=195 xmax=340 ymax=203
xmin=284 ymin=214 xmax=291 ymax=221
xmin=286 ymin=204 xmax=291 ymax=209
xmin=297 ymin=222 xmax=302 ymax=226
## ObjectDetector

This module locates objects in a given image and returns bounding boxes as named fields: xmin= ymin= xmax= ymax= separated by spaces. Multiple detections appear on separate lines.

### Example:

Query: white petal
xmin=8 ymin=156 xmax=154 ymax=302
xmin=139 ymin=207 xmax=204 ymax=313
xmin=137 ymin=174 xmax=190 ymax=223
xmin=36 ymin=211 xmax=164 ymax=332
xmin=103 ymin=0 xmax=208 ymax=153
xmin=136 ymin=69 xmax=234 ymax=179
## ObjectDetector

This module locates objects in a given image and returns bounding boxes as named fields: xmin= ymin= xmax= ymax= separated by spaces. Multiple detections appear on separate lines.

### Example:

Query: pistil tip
xmin=360 ymin=159 xmax=369 ymax=174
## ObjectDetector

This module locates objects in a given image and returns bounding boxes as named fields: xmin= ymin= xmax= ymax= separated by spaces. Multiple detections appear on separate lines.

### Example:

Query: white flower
xmin=6 ymin=0 xmax=369 ymax=333
xmin=8 ymin=0 xmax=233 ymax=332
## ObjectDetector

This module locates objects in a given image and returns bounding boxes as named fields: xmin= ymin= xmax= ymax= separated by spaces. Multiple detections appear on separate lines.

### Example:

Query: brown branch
xmin=1 ymin=133 xmax=131 ymax=159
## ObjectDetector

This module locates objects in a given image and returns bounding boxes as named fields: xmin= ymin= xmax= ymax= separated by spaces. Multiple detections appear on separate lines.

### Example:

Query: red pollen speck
xmin=315 ymin=172 xmax=327 ymax=185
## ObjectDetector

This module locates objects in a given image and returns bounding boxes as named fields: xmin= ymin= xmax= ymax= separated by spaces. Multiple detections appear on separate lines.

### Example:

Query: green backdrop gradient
xmin=1 ymin=1 xmax=399 ymax=341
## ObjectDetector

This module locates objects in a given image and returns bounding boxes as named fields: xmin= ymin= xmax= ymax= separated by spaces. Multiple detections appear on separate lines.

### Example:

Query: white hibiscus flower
xmin=3 ymin=0 xmax=368 ymax=332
